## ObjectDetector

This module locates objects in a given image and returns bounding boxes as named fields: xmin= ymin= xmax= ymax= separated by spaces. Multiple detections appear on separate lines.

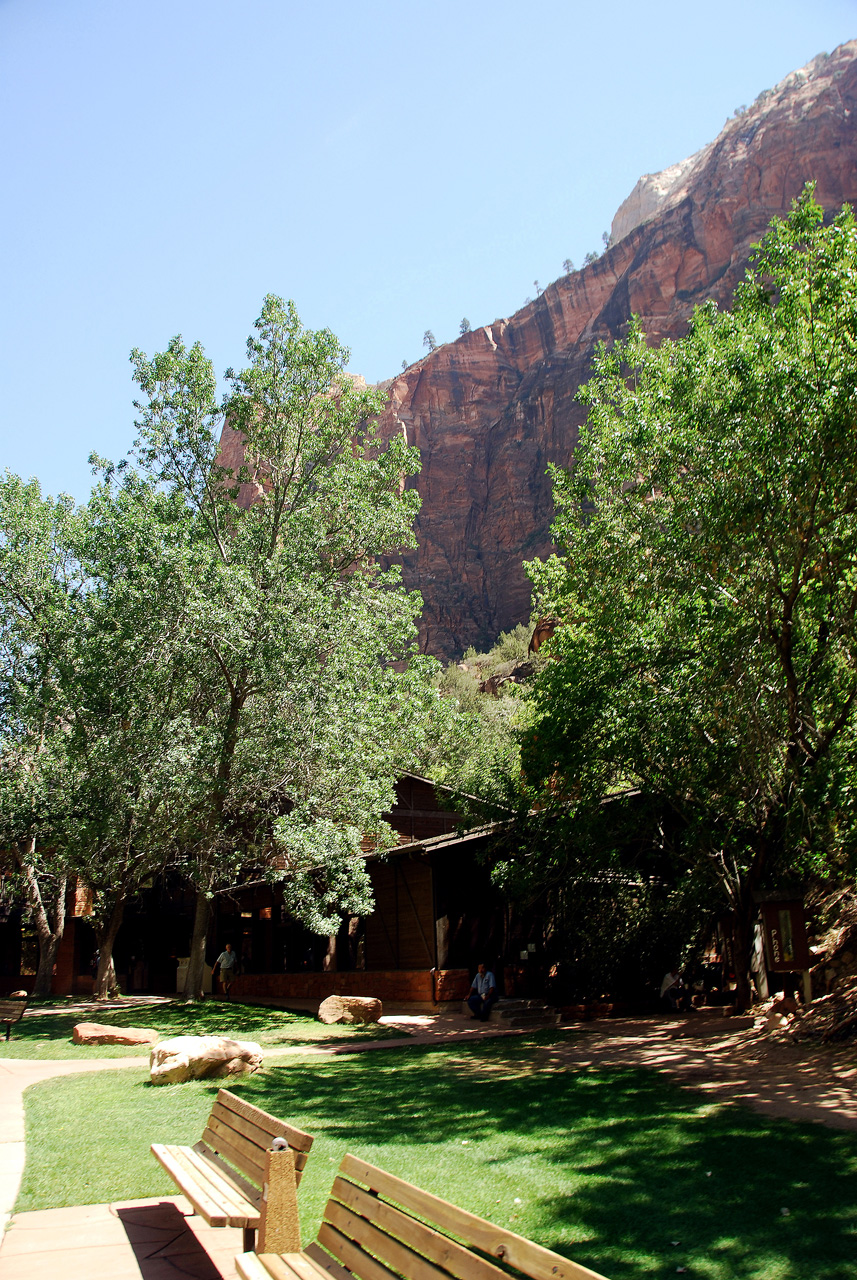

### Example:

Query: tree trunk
xmin=183 ymin=889 xmax=212 ymax=1001
xmin=94 ymin=894 xmax=126 ymax=1000
xmin=731 ymin=895 xmax=756 ymax=1012
xmin=14 ymin=838 xmax=67 ymax=998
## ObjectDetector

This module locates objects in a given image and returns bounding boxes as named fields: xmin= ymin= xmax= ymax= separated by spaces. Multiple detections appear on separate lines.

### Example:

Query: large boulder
xmin=317 ymin=995 xmax=382 ymax=1025
xmin=73 ymin=1022 xmax=160 ymax=1046
xmin=149 ymin=1034 xmax=263 ymax=1085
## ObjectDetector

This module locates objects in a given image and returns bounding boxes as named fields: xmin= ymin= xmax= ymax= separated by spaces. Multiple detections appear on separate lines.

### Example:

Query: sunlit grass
xmin=0 ymin=998 xmax=404 ymax=1058
xmin=18 ymin=1031 xmax=857 ymax=1279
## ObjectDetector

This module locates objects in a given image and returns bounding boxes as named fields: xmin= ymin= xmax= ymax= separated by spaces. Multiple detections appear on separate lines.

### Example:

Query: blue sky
xmin=2 ymin=0 xmax=855 ymax=501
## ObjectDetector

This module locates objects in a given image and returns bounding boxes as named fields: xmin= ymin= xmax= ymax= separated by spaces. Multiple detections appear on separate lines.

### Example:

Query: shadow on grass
xmin=228 ymin=1035 xmax=857 ymax=1280
xmin=5 ymin=999 xmax=399 ymax=1056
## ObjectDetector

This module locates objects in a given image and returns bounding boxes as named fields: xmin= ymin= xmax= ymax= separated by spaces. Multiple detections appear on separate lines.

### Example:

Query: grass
xmin=17 ymin=1031 xmax=857 ymax=1279
xmin=0 ymin=998 xmax=405 ymax=1058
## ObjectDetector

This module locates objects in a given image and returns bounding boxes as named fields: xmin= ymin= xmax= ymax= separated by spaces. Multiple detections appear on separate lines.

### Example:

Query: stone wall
xmin=231 ymin=967 xmax=471 ymax=1005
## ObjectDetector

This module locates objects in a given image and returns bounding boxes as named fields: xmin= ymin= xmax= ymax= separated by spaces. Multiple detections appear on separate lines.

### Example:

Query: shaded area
xmin=0 ymin=1196 xmax=242 ymax=1280
xmin=235 ymin=1037 xmax=857 ymax=1279
xmin=116 ymin=1201 xmax=226 ymax=1280
xmin=17 ymin=1032 xmax=857 ymax=1279
xmin=0 ymin=998 xmax=403 ymax=1059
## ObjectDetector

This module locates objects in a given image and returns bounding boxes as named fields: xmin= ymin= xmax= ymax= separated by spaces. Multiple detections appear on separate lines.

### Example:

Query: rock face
xmin=370 ymin=42 xmax=857 ymax=657
xmin=149 ymin=1034 xmax=263 ymax=1084
xmin=72 ymin=1022 xmax=159 ymax=1046
xmin=317 ymin=995 xmax=382 ymax=1024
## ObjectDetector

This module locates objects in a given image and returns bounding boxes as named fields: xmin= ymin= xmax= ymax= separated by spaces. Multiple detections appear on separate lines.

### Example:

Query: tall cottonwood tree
xmin=130 ymin=296 xmax=436 ymax=999
xmin=0 ymin=477 xmax=82 ymax=994
xmin=524 ymin=190 xmax=857 ymax=1005
xmin=0 ymin=472 xmax=201 ymax=998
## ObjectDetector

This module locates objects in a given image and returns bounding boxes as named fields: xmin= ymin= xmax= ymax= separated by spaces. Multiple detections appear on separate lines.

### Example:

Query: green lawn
xmin=17 ymin=1032 xmax=857 ymax=1280
xmin=0 ymin=998 xmax=405 ymax=1058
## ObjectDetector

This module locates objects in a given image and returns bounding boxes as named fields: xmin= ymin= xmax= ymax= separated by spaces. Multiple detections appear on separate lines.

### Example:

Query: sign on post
xmin=760 ymin=900 xmax=810 ymax=972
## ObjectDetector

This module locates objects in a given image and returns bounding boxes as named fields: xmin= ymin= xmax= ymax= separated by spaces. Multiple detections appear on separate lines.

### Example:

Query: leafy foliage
xmin=523 ymin=188 xmax=857 ymax=999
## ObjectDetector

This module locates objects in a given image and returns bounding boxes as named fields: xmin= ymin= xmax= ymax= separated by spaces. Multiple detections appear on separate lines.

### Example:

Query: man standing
xmin=660 ymin=965 xmax=689 ymax=1012
xmin=213 ymin=943 xmax=237 ymax=999
xmin=467 ymin=962 xmax=498 ymax=1021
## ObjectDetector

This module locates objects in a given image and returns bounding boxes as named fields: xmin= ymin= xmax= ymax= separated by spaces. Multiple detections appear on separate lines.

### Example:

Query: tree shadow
xmin=228 ymin=1036 xmax=857 ymax=1280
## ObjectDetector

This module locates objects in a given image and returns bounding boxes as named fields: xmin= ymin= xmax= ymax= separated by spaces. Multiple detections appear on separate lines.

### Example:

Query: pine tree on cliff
xmin=423 ymin=330 xmax=437 ymax=352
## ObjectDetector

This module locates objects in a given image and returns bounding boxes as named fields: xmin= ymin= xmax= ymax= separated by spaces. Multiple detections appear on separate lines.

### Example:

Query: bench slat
xmin=203 ymin=1123 xmax=267 ymax=1182
xmin=338 ymin=1157 xmax=610 ymax=1280
xmin=280 ymin=1248 xmax=349 ymax=1280
xmin=193 ymin=1142 xmax=265 ymax=1211
xmin=152 ymin=1143 xmax=249 ymax=1227
xmin=318 ymin=1221 xmax=403 ymax=1280
xmin=210 ymin=1101 xmax=279 ymax=1150
xmin=237 ymin=1251 xmax=280 ymax=1280
xmin=216 ymin=1088 xmax=314 ymax=1153
xmin=330 ymin=1178 xmax=510 ymax=1280
xmin=160 ymin=1142 xmax=259 ymax=1225
xmin=254 ymin=1254 xmax=305 ymax=1280
xmin=206 ymin=1109 xmax=309 ymax=1184
xmin=325 ymin=1198 xmax=452 ymax=1280
xmin=304 ymin=1240 xmax=359 ymax=1280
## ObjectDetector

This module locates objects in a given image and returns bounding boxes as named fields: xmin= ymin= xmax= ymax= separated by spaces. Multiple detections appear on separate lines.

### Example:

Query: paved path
xmin=0 ymin=1054 xmax=148 ymax=1234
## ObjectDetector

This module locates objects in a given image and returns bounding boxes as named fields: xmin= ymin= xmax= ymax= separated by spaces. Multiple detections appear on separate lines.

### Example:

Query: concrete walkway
xmin=0 ymin=1054 xmax=148 ymax=1234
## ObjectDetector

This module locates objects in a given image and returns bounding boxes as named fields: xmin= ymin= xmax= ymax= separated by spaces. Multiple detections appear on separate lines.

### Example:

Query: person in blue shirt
xmin=467 ymin=962 xmax=498 ymax=1020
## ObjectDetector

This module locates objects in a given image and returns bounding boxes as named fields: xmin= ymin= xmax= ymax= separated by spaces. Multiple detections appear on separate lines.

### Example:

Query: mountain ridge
xmin=372 ymin=40 xmax=857 ymax=658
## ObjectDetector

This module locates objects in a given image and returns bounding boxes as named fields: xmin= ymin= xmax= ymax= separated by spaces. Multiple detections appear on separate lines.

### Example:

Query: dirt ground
xmin=524 ymin=1014 xmax=857 ymax=1131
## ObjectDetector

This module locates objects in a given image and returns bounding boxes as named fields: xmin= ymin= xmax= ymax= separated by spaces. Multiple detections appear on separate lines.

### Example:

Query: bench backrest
xmin=0 ymin=1000 xmax=27 ymax=1023
xmin=202 ymin=1089 xmax=314 ymax=1189
xmin=313 ymin=1154 xmax=610 ymax=1280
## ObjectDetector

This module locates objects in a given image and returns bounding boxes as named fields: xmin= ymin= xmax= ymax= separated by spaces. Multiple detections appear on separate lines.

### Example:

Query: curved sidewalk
xmin=0 ymin=1054 xmax=148 ymax=1233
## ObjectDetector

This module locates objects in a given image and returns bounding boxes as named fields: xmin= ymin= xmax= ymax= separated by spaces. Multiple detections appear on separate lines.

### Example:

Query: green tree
xmin=131 ymin=296 xmax=437 ymax=998
xmin=563 ymin=258 xmax=575 ymax=275
xmin=423 ymin=330 xmax=437 ymax=352
xmin=0 ymin=470 xmax=204 ymax=999
xmin=459 ymin=318 xmax=471 ymax=336
xmin=524 ymin=189 xmax=857 ymax=1005
xmin=0 ymin=476 xmax=82 ymax=995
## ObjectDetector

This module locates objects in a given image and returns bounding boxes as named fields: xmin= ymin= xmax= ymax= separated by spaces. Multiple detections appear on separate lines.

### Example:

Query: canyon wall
xmin=375 ymin=41 xmax=857 ymax=658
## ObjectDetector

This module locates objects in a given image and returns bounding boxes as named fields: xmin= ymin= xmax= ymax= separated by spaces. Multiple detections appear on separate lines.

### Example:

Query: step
xmin=492 ymin=1012 xmax=561 ymax=1028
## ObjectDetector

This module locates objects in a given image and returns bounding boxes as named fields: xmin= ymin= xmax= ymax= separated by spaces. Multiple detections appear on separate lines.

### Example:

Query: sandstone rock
xmin=72 ymin=1022 xmax=160 ymax=1046
xmin=149 ymin=1034 xmax=263 ymax=1084
xmin=317 ymin=995 xmax=382 ymax=1025
xmin=236 ymin=42 xmax=857 ymax=660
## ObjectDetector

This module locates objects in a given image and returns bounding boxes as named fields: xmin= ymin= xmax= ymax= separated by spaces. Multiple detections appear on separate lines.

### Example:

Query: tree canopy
xmin=523 ymin=189 xmax=857 ymax=1002
xmin=0 ymin=297 xmax=441 ymax=999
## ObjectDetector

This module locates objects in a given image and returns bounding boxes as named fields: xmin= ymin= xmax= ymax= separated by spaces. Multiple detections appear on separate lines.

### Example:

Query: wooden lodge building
xmin=0 ymin=774 xmax=513 ymax=1006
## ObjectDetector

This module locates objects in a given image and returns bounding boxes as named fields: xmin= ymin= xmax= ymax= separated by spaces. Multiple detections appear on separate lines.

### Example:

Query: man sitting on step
xmin=467 ymin=962 xmax=498 ymax=1021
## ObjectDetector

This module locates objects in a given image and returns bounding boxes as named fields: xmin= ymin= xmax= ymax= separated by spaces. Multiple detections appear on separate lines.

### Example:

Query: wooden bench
xmin=152 ymin=1088 xmax=314 ymax=1253
xmin=235 ymin=1153 xmax=611 ymax=1280
xmin=0 ymin=997 xmax=28 ymax=1041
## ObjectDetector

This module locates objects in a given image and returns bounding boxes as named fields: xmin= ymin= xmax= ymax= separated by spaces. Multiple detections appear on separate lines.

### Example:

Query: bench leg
xmin=5 ymin=1024 xmax=9 ymax=1042
xmin=243 ymin=1227 xmax=255 ymax=1253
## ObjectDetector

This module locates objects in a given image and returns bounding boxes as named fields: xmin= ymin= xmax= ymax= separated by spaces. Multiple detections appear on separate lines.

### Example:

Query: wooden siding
xmin=365 ymin=857 xmax=435 ymax=970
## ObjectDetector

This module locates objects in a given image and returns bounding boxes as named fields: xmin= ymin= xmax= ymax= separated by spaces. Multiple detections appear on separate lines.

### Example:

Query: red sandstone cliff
xmin=373 ymin=42 xmax=857 ymax=658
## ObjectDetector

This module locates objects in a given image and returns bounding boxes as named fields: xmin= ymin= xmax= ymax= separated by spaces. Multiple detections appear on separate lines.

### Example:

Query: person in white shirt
xmin=214 ymin=943 xmax=237 ymax=999
xmin=660 ymin=965 xmax=689 ymax=1011
xmin=467 ymin=962 xmax=498 ymax=1021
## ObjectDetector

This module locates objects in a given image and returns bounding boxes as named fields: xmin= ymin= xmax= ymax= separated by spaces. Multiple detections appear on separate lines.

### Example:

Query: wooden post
xmin=802 ymin=969 xmax=813 ymax=1006
xmin=257 ymin=1148 xmax=301 ymax=1254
